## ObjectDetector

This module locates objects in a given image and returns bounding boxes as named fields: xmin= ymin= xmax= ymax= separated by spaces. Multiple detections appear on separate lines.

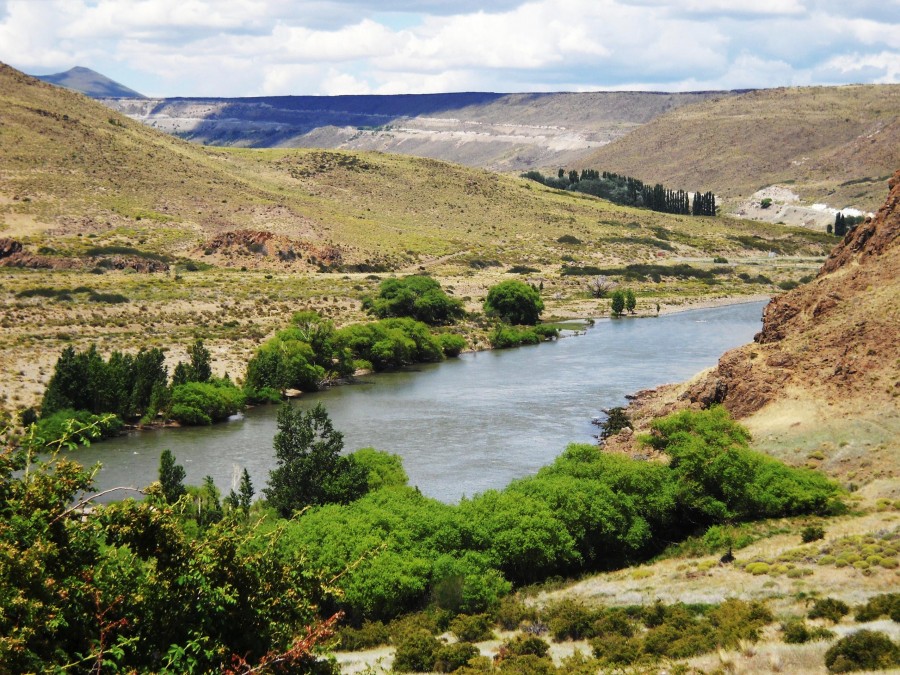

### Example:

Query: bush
xmin=543 ymin=599 xmax=597 ymax=641
xmin=809 ymin=597 xmax=850 ymax=623
xmin=169 ymin=380 xmax=245 ymax=426
xmin=802 ymin=525 xmax=826 ymax=542
xmin=496 ymin=596 xmax=537 ymax=631
xmin=434 ymin=642 xmax=480 ymax=672
xmin=782 ymin=619 xmax=834 ymax=644
xmin=450 ymin=614 xmax=494 ymax=642
xmin=392 ymin=629 xmax=441 ymax=672
xmin=824 ymin=630 xmax=900 ymax=673
xmin=591 ymin=633 xmax=642 ymax=666
xmin=500 ymin=635 xmax=549 ymax=659
xmin=35 ymin=408 xmax=123 ymax=445
xmin=439 ymin=333 xmax=467 ymax=357
xmin=855 ymin=593 xmax=900 ymax=622
xmin=484 ymin=280 xmax=544 ymax=325
xmin=364 ymin=275 xmax=464 ymax=325
xmin=337 ymin=620 xmax=391 ymax=651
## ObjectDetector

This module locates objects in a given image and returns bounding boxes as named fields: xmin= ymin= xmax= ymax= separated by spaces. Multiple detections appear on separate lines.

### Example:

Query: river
xmin=71 ymin=300 xmax=767 ymax=503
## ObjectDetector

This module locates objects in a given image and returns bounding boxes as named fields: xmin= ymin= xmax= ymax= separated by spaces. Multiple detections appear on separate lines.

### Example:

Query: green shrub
xmin=434 ymin=642 xmax=480 ymax=672
xmin=782 ymin=619 xmax=834 ymax=644
xmin=501 ymin=635 xmax=549 ymax=659
xmin=392 ymin=629 xmax=441 ymax=672
xmin=824 ymin=630 xmax=900 ymax=673
xmin=496 ymin=596 xmax=537 ymax=631
xmin=484 ymin=280 xmax=544 ymax=325
xmin=543 ymin=599 xmax=598 ymax=641
xmin=855 ymin=593 xmax=900 ymax=622
xmin=169 ymin=380 xmax=245 ymax=425
xmin=337 ymin=620 xmax=391 ymax=651
xmin=802 ymin=525 xmax=826 ymax=542
xmin=34 ymin=408 xmax=123 ymax=445
xmin=450 ymin=614 xmax=494 ymax=643
xmin=591 ymin=633 xmax=642 ymax=666
xmin=439 ymin=333 xmax=467 ymax=357
xmin=809 ymin=598 xmax=850 ymax=623
xmin=364 ymin=275 xmax=464 ymax=325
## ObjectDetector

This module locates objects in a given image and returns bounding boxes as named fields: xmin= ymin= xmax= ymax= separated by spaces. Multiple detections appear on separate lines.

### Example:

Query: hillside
xmin=582 ymin=85 xmax=900 ymax=213
xmin=35 ymin=66 xmax=145 ymax=98
xmin=100 ymin=90 xmax=735 ymax=172
xmin=0 ymin=61 xmax=834 ymax=413
xmin=612 ymin=171 xmax=900 ymax=485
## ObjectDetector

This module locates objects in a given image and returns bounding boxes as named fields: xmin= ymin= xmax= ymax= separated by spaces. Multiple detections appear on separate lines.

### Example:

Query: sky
xmin=1 ymin=0 xmax=898 ymax=97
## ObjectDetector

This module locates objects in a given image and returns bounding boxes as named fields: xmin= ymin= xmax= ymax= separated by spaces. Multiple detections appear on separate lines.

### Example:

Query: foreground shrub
xmin=808 ymin=597 xmax=850 ymax=623
xmin=169 ymin=379 xmax=245 ymax=425
xmin=450 ymin=613 xmax=494 ymax=642
xmin=824 ymin=630 xmax=900 ymax=672
xmin=855 ymin=593 xmax=900 ymax=622
xmin=782 ymin=619 xmax=834 ymax=644
xmin=392 ymin=629 xmax=441 ymax=672
xmin=543 ymin=599 xmax=598 ymax=641
xmin=434 ymin=642 xmax=480 ymax=672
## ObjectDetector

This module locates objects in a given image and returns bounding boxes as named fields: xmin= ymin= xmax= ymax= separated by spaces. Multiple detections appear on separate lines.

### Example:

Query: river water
xmin=71 ymin=301 xmax=766 ymax=503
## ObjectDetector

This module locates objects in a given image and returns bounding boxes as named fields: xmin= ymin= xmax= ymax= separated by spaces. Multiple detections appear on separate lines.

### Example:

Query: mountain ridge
xmin=34 ymin=65 xmax=145 ymax=98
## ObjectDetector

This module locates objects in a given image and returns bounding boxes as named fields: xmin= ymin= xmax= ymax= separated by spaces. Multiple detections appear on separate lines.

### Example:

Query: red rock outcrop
xmin=683 ymin=170 xmax=900 ymax=418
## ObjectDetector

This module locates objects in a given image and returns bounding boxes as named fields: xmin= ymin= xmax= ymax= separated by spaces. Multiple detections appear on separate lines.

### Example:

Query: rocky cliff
xmin=677 ymin=171 xmax=900 ymax=481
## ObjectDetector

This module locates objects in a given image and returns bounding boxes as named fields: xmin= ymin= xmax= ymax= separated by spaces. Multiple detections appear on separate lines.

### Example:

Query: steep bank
xmin=615 ymin=172 xmax=900 ymax=483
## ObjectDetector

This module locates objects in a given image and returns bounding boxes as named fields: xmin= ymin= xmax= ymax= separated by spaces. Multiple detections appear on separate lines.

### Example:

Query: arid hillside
xmin=582 ymin=85 xmax=900 ymax=213
xmin=100 ymin=90 xmax=735 ymax=172
xmin=678 ymin=171 xmax=900 ymax=482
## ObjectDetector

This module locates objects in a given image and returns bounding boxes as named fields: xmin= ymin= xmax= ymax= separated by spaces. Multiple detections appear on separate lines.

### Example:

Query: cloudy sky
xmin=1 ymin=0 xmax=898 ymax=97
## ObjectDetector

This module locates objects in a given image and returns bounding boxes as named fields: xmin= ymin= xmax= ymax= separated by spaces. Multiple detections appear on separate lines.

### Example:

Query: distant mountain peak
xmin=35 ymin=66 xmax=145 ymax=99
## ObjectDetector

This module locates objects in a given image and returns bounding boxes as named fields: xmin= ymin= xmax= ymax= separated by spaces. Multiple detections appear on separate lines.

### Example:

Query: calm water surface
xmin=73 ymin=301 xmax=766 ymax=503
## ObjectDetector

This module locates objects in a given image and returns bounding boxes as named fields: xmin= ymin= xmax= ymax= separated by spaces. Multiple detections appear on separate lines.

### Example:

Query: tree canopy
xmin=483 ymin=280 xmax=544 ymax=325
xmin=364 ymin=275 xmax=464 ymax=325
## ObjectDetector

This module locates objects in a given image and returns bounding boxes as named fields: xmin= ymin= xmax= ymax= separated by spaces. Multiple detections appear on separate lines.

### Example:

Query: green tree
xmin=483 ymin=280 xmax=544 ymax=325
xmin=264 ymin=403 xmax=369 ymax=518
xmin=239 ymin=467 xmax=254 ymax=513
xmin=610 ymin=290 xmax=625 ymax=316
xmin=624 ymin=288 xmax=636 ymax=314
xmin=364 ymin=275 xmax=464 ymax=325
xmin=159 ymin=449 xmax=186 ymax=504
xmin=172 ymin=339 xmax=213 ymax=386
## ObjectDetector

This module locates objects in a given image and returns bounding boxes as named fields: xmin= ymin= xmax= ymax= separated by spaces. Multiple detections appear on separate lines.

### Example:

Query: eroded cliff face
xmin=654 ymin=171 xmax=898 ymax=481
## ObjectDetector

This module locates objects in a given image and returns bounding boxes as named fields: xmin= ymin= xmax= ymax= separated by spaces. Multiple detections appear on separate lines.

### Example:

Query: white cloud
xmin=0 ymin=0 xmax=897 ymax=96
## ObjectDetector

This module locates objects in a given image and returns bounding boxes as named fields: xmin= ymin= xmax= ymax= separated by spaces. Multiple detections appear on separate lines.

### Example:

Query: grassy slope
xmin=581 ymin=84 xmax=900 ymax=212
xmin=0 ymin=62 xmax=832 ymax=413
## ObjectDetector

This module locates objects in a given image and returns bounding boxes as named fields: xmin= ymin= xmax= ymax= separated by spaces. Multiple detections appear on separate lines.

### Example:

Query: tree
xmin=610 ymin=290 xmax=625 ymax=316
xmin=173 ymin=339 xmax=213 ymax=386
xmin=239 ymin=467 xmax=254 ymax=513
xmin=364 ymin=275 xmax=464 ymax=325
xmin=624 ymin=289 xmax=636 ymax=314
xmin=159 ymin=449 xmax=186 ymax=504
xmin=264 ymin=403 xmax=369 ymax=518
xmin=483 ymin=280 xmax=544 ymax=325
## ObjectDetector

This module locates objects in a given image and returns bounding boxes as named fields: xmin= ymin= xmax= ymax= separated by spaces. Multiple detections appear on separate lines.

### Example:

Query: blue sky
xmin=1 ymin=0 xmax=898 ymax=97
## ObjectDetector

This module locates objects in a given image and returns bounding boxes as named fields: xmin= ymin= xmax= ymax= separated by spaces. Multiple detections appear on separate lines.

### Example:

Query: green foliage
xmin=484 ymin=280 xmax=544 ymax=325
xmin=824 ymin=630 xmax=900 ymax=673
xmin=855 ymin=593 xmax=900 ymax=622
xmin=439 ymin=332 xmax=468 ymax=357
xmin=0 ymin=416 xmax=338 ymax=672
xmin=264 ymin=403 xmax=369 ymax=518
xmin=489 ymin=325 xmax=540 ymax=348
xmin=543 ymin=599 xmax=596 ymax=641
xmin=352 ymin=447 xmax=409 ymax=490
xmin=35 ymin=408 xmax=122 ymax=445
xmin=808 ymin=597 xmax=850 ymax=623
xmin=599 ymin=407 xmax=631 ymax=440
xmin=802 ymin=524 xmax=826 ymax=542
xmin=172 ymin=339 xmax=212 ymax=386
xmin=334 ymin=317 xmax=445 ymax=371
xmin=782 ymin=619 xmax=834 ymax=644
xmin=450 ymin=613 xmax=494 ymax=642
xmin=169 ymin=379 xmax=245 ymax=426
xmin=159 ymin=449 xmax=186 ymax=504
xmin=434 ymin=641 xmax=480 ymax=672
xmin=642 ymin=407 xmax=840 ymax=524
xmin=610 ymin=289 xmax=625 ymax=316
xmin=337 ymin=620 xmax=391 ymax=651
xmin=624 ymin=288 xmax=636 ymax=313
xmin=364 ymin=275 xmax=464 ymax=325
xmin=41 ymin=344 xmax=168 ymax=420
xmin=392 ymin=629 xmax=441 ymax=672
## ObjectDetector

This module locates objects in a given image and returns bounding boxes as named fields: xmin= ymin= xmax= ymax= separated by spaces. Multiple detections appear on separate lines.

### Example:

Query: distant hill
xmin=580 ymin=85 xmax=900 ymax=212
xmin=100 ymin=90 xmax=736 ymax=172
xmin=35 ymin=66 xmax=144 ymax=98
